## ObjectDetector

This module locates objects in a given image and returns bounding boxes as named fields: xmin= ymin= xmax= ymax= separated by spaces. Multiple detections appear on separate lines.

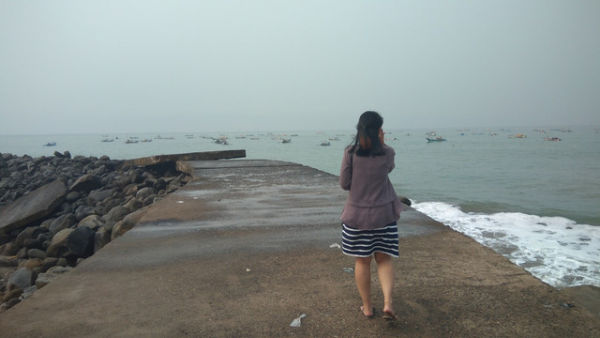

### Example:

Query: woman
xmin=340 ymin=111 xmax=402 ymax=320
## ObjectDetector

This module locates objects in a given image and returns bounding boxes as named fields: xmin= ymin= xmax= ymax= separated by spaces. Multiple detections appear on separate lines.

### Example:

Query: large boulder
xmin=69 ymin=174 xmax=102 ymax=193
xmin=66 ymin=226 xmax=95 ymax=258
xmin=0 ymin=180 xmax=66 ymax=235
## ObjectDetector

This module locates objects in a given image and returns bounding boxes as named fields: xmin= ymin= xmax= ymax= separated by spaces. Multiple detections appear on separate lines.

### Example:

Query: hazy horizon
xmin=1 ymin=1 xmax=599 ymax=135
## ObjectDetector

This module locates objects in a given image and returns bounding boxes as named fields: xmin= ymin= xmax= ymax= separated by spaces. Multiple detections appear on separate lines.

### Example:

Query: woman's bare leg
xmin=374 ymin=252 xmax=395 ymax=316
xmin=355 ymin=256 xmax=373 ymax=316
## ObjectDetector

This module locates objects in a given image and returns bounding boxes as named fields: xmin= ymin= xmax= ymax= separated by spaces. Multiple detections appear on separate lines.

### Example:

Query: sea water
xmin=1 ymin=127 xmax=599 ymax=288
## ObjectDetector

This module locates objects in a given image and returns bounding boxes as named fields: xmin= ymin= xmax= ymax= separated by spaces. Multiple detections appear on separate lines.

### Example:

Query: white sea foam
xmin=412 ymin=201 xmax=600 ymax=288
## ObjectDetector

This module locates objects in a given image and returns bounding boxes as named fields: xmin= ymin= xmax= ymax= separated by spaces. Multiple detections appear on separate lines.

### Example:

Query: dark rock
xmin=123 ymin=184 xmax=138 ymax=196
xmin=66 ymin=226 xmax=95 ymax=258
xmin=0 ymin=180 xmax=67 ymax=235
xmin=7 ymin=268 xmax=34 ymax=291
xmin=136 ymin=187 xmax=154 ymax=201
xmin=57 ymin=201 xmax=74 ymax=214
xmin=49 ymin=214 xmax=76 ymax=234
xmin=47 ymin=228 xmax=74 ymax=257
xmin=103 ymin=205 xmax=129 ymax=224
xmin=101 ymin=197 xmax=123 ymax=213
xmin=23 ymin=238 xmax=43 ymax=250
xmin=15 ymin=226 xmax=46 ymax=248
xmin=123 ymin=198 xmax=142 ymax=212
xmin=154 ymin=178 xmax=167 ymax=191
xmin=99 ymin=155 xmax=110 ymax=161
xmin=69 ymin=174 xmax=102 ymax=193
xmin=41 ymin=257 xmax=58 ymax=272
xmin=39 ymin=218 xmax=55 ymax=230
xmin=74 ymin=205 xmax=95 ymax=221
xmin=27 ymin=248 xmax=46 ymax=260
xmin=55 ymin=258 xmax=68 ymax=267
xmin=65 ymin=191 xmax=80 ymax=202
xmin=88 ymin=188 xmax=115 ymax=203
xmin=63 ymin=151 xmax=71 ymax=159
xmin=143 ymin=177 xmax=157 ymax=189
xmin=142 ymin=194 xmax=156 ymax=206
xmin=77 ymin=215 xmax=103 ymax=230
xmin=53 ymin=151 xmax=64 ymax=158
xmin=116 ymin=173 xmax=133 ymax=187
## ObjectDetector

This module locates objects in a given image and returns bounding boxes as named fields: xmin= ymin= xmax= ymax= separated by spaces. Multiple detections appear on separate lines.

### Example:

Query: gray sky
xmin=1 ymin=0 xmax=599 ymax=134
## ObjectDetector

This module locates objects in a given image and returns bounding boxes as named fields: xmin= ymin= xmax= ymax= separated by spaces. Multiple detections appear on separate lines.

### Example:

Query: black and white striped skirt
xmin=341 ymin=222 xmax=399 ymax=258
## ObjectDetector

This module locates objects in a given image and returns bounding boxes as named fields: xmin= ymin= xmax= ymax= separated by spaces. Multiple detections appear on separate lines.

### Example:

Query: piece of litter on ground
xmin=343 ymin=267 xmax=354 ymax=273
xmin=329 ymin=243 xmax=341 ymax=249
xmin=246 ymin=268 xmax=251 ymax=272
xmin=176 ymin=200 xmax=184 ymax=204
xmin=289 ymin=313 xmax=307 ymax=328
xmin=193 ymin=197 xmax=199 ymax=200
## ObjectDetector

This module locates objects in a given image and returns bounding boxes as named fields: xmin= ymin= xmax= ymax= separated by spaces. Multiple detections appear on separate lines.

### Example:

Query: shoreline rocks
xmin=0 ymin=151 xmax=191 ymax=312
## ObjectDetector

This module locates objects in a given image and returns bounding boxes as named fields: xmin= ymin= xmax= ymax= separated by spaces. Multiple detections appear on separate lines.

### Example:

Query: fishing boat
xmin=320 ymin=141 xmax=331 ymax=146
xmin=544 ymin=137 xmax=561 ymax=142
xmin=426 ymin=136 xmax=446 ymax=143
xmin=43 ymin=142 xmax=56 ymax=147
xmin=214 ymin=137 xmax=229 ymax=145
xmin=281 ymin=138 xmax=291 ymax=143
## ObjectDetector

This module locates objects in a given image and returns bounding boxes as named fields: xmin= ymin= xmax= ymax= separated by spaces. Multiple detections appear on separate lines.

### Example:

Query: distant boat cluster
xmin=41 ymin=128 xmax=580 ymax=148
xmin=423 ymin=128 xmax=575 ymax=143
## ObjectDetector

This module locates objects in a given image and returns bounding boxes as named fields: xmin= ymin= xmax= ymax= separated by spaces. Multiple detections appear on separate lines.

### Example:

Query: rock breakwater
xmin=0 ymin=151 xmax=191 ymax=312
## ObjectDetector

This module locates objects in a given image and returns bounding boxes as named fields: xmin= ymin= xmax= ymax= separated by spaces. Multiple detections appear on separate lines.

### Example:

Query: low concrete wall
xmin=123 ymin=150 xmax=246 ymax=168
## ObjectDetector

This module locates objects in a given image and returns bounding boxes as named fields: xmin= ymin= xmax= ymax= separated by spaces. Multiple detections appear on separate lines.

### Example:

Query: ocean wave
xmin=412 ymin=201 xmax=600 ymax=288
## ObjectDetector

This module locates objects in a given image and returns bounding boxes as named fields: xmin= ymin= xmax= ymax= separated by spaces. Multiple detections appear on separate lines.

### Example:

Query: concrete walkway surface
xmin=0 ymin=160 xmax=598 ymax=337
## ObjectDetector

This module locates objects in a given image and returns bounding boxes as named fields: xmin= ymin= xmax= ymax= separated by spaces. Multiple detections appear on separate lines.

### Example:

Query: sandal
xmin=360 ymin=306 xmax=375 ymax=319
xmin=382 ymin=310 xmax=397 ymax=321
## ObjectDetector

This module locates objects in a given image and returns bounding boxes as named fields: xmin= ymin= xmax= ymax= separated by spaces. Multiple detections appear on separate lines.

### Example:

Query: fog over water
xmin=1 ymin=1 xmax=599 ymax=134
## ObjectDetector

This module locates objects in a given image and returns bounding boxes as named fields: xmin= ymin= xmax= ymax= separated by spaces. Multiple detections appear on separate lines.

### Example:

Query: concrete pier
xmin=0 ymin=159 xmax=598 ymax=337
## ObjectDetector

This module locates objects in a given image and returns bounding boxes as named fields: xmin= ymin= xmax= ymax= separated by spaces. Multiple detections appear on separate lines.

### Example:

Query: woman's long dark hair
xmin=350 ymin=111 xmax=385 ymax=157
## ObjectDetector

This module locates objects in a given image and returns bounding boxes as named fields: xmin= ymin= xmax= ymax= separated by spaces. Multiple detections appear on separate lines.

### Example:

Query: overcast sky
xmin=1 ymin=1 xmax=599 ymax=134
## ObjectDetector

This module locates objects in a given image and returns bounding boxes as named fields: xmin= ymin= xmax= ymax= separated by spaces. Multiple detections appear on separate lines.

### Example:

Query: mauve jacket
xmin=340 ymin=144 xmax=402 ymax=229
